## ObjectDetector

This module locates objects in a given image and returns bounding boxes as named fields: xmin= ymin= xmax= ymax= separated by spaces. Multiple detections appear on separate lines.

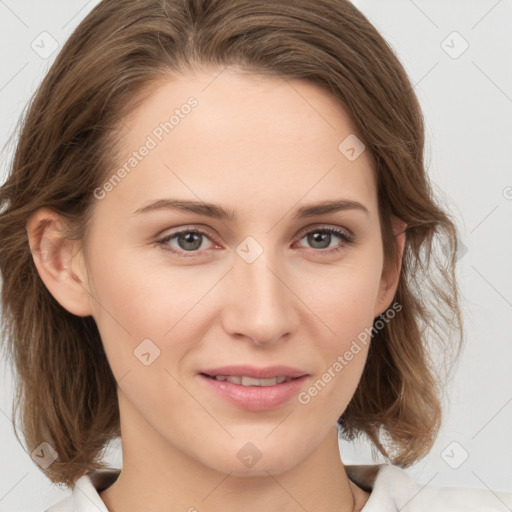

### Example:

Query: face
xmin=69 ymin=68 xmax=401 ymax=476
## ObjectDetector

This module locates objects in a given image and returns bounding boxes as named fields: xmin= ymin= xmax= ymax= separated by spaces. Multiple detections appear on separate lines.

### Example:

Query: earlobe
xmin=374 ymin=216 xmax=407 ymax=318
xmin=26 ymin=207 xmax=93 ymax=317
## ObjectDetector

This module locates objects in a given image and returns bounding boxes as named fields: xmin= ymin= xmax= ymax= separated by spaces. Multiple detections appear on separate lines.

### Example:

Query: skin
xmin=27 ymin=68 xmax=406 ymax=512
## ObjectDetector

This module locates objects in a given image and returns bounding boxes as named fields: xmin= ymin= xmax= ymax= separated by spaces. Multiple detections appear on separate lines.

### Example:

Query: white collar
xmin=47 ymin=463 xmax=512 ymax=511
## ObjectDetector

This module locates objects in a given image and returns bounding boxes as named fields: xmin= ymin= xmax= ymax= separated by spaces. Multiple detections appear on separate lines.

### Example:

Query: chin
xmin=220 ymin=455 xmax=302 ymax=477
xmin=197 ymin=440 xmax=305 ymax=477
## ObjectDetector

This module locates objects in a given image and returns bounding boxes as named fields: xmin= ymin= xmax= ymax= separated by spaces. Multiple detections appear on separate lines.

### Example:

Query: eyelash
xmin=156 ymin=225 xmax=355 ymax=259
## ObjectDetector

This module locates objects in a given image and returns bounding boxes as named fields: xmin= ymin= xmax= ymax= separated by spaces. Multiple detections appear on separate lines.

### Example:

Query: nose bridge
xmin=223 ymin=237 xmax=296 ymax=344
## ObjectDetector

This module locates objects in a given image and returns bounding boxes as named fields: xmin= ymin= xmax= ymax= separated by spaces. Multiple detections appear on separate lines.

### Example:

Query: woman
xmin=1 ymin=0 xmax=510 ymax=510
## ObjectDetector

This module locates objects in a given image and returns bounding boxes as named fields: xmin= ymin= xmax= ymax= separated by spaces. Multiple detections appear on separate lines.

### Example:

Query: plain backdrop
xmin=1 ymin=1 xmax=511 ymax=510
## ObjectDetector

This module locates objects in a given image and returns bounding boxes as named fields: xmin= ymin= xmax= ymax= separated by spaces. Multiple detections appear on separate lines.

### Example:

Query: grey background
xmin=1 ymin=0 xmax=511 ymax=510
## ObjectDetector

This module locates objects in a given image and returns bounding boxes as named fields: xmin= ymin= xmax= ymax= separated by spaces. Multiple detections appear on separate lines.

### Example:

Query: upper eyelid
xmin=296 ymin=224 xmax=352 ymax=238
xmin=158 ymin=225 xmax=218 ymax=242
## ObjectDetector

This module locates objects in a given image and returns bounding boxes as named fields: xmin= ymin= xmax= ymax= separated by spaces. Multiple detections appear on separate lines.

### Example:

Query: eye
xmin=156 ymin=225 xmax=355 ymax=258
xmin=295 ymin=226 xmax=355 ymax=256
xmin=157 ymin=228 xmax=217 ymax=258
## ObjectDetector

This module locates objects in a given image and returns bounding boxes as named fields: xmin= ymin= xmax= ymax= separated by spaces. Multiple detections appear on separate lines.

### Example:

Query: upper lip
xmin=199 ymin=365 xmax=309 ymax=379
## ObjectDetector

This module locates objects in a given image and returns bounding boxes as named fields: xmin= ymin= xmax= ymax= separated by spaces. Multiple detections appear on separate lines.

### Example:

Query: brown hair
xmin=0 ymin=0 xmax=463 ymax=488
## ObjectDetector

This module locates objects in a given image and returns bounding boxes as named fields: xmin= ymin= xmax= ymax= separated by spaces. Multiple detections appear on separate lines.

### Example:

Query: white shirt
xmin=45 ymin=464 xmax=512 ymax=511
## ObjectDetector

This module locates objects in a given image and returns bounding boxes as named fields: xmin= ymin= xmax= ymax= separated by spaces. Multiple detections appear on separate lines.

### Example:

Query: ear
xmin=26 ymin=207 xmax=93 ymax=317
xmin=374 ymin=216 xmax=407 ymax=318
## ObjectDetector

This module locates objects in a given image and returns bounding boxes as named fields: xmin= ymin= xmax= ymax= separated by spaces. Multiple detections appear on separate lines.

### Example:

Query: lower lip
xmin=199 ymin=374 xmax=309 ymax=411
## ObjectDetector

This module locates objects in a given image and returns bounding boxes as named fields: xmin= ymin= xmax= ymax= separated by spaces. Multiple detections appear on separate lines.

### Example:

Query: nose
xmin=220 ymin=243 xmax=299 ymax=347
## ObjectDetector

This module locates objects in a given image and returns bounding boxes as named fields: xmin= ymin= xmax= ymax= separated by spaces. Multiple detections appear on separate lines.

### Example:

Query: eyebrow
xmin=132 ymin=198 xmax=369 ymax=221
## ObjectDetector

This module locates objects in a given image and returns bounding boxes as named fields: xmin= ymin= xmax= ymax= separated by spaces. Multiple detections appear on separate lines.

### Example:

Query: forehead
xmin=101 ymin=69 xmax=377 ymax=220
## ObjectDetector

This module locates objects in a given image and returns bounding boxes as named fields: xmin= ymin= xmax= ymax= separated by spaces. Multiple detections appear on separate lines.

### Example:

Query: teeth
xmin=213 ymin=375 xmax=290 ymax=386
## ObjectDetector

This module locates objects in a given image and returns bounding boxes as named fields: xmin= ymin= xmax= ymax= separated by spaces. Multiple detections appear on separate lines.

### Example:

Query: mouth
xmin=197 ymin=365 xmax=310 ymax=411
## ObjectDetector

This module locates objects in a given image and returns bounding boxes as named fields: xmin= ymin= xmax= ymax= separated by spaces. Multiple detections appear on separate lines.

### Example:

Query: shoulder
xmin=346 ymin=463 xmax=512 ymax=511
xmin=45 ymin=468 xmax=120 ymax=512
xmin=45 ymin=464 xmax=512 ymax=511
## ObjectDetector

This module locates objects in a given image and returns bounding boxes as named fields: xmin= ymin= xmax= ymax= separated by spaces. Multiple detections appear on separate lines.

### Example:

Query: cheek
xmin=296 ymin=284 xmax=373 ymax=421
xmin=295 ymin=257 xmax=382 ymax=343
xmin=85 ymin=248 xmax=212 ymax=376
xmin=291 ymin=259 xmax=380 ymax=408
